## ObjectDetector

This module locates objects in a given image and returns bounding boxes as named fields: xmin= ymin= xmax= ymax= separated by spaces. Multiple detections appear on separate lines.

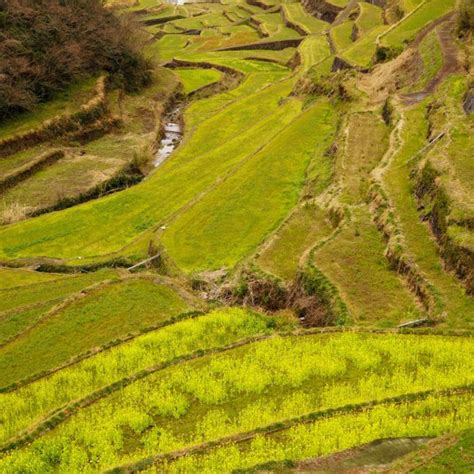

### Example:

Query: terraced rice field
xmin=0 ymin=0 xmax=472 ymax=471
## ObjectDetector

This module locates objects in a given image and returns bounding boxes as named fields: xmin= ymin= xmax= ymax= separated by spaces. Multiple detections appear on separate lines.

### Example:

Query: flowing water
xmin=153 ymin=105 xmax=183 ymax=167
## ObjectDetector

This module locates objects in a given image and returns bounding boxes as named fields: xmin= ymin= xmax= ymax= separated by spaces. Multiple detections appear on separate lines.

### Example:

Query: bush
xmin=458 ymin=0 xmax=474 ymax=33
xmin=0 ymin=0 xmax=152 ymax=119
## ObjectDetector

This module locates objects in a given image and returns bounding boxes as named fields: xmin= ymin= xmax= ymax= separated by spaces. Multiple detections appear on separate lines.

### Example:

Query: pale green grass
xmin=314 ymin=208 xmax=421 ymax=326
xmin=338 ymin=112 xmax=390 ymax=205
xmin=0 ymin=153 xmax=125 ymax=215
xmin=162 ymin=99 xmax=337 ymax=272
xmin=0 ymin=146 xmax=49 ymax=177
xmin=174 ymin=68 xmax=222 ymax=94
xmin=257 ymin=205 xmax=333 ymax=280
xmin=401 ymin=0 xmax=425 ymax=13
xmin=0 ymin=278 xmax=191 ymax=386
xmin=184 ymin=70 xmax=287 ymax=131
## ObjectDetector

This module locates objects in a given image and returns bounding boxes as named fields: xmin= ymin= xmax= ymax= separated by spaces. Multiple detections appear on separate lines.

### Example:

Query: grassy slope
xmin=383 ymin=105 xmax=474 ymax=327
xmin=162 ymin=99 xmax=337 ymax=272
xmin=356 ymin=2 xmax=383 ymax=35
xmin=174 ymin=68 xmax=222 ymax=94
xmin=0 ymin=269 xmax=118 ymax=313
xmin=0 ymin=278 xmax=191 ymax=386
xmin=0 ymin=308 xmax=280 ymax=447
xmin=283 ymin=3 xmax=328 ymax=34
xmin=0 ymin=268 xmax=65 ymax=290
xmin=2 ymin=333 xmax=472 ymax=471
xmin=257 ymin=205 xmax=333 ymax=281
xmin=0 ymin=70 xmax=294 ymax=262
xmin=331 ymin=21 xmax=354 ymax=52
xmin=381 ymin=0 xmax=456 ymax=51
xmin=314 ymin=208 xmax=421 ymax=325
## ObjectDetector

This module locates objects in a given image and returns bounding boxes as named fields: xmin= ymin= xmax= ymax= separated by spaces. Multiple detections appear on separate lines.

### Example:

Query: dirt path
xmin=401 ymin=13 xmax=461 ymax=105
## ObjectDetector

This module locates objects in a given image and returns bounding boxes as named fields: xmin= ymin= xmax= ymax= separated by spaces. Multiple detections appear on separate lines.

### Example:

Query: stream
xmin=153 ymin=105 xmax=183 ymax=167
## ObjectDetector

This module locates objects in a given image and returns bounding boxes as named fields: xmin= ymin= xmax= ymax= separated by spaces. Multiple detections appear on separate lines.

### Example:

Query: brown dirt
xmin=400 ymin=14 xmax=462 ymax=105
xmin=290 ymin=437 xmax=431 ymax=473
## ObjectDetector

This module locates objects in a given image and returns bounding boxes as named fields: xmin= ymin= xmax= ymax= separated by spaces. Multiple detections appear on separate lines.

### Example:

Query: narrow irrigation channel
xmin=154 ymin=104 xmax=183 ymax=167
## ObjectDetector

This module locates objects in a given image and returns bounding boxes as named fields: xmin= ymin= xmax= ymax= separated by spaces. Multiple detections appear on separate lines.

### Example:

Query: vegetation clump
xmin=0 ymin=0 xmax=152 ymax=119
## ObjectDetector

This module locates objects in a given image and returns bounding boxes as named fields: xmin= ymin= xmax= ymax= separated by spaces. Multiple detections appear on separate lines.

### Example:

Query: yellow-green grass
xmin=152 ymin=33 xmax=188 ymax=59
xmin=184 ymin=69 xmax=288 ymax=132
xmin=401 ymin=0 xmax=425 ymax=13
xmin=0 ymin=308 xmax=281 ymax=446
xmin=330 ymin=21 xmax=355 ymax=52
xmin=383 ymin=104 xmax=474 ymax=327
xmin=162 ymin=99 xmax=337 ymax=272
xmin=121 ymin=0 xmax=160 ymax=11
xmin=2 ymin=332 xmax=472 ymax=471
xmin=425 ymin=76 xmax=473 ymax=215
xmin=298 ymin=35 xmax=332 ymax=72
xmin=160 ymin=392 xmax=472 ymax=473
xmin=171 ymin=12 xmax=231 ymax=31
xmin=0 ymin=302 xmax=56 ymax=347
xmin=257 ymin=204 xmax=333 ymax=280
xmin=342 ymin=24 xmax=388 ymax=67
xmin=355 ymin=2 xmax=383 ymax=35
xmin=0 ymin=267 xmax=64 ymax=290
xmin=0 ymin=77 xmax=98 ymax=140
xmin=0 ymin=278 xmax=192 ymax=387
xmin=314 ymin=208 xmax=421 ymax=326
xmin=338 ymin=112 xmax=390 ymax=205
xmin=0 ymin=79 xmax=295 ymax=263
xmin=0 ymin=146 xmax=49 ymax=177
xmin=174 ymin=68 xmax=222 ymax=94
xmin=328 ymin=0 xmax=350 ymax=7
xmin=380 ymin=0 xmax=456 ymax=52
xmin=282 ymin=3 xmax=328 ymax=34
xmin=0 ymin=269 xmax=118 ymax=314
xmin=0 ymin=152 xmax=128 ymax=217
xmin=408 ymin=29 xmax=443 ymax=92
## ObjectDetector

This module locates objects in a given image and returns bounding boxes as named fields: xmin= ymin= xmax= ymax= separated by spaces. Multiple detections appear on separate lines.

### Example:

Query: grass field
xmin=0 ymin=278 xmax=192 ymax=387
xmin=0 ymin=0 xmax=472 ymax=471
xmin=1 ymin=332 xmax=471 ymax=471
xmin=380 ymin=0 xmax=456 ymax=52
xmin=174 ymin=68 xmax=223 ymax=94
xmin=162 ymin=99 xmax=337 ymax=272
xmin=382 ymin=105 xmax=474 ymax=327
xmin=282 ymin=3 xmax=328 ymax=34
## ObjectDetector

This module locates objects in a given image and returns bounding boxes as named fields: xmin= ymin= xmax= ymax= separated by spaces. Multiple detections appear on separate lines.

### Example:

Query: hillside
xmin=0 ymin=0 xmax=473 ymax=472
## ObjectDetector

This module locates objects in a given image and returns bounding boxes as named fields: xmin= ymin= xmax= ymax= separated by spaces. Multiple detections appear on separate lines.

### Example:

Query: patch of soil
xmin=275 ymin=437 xmax=431 ymax=473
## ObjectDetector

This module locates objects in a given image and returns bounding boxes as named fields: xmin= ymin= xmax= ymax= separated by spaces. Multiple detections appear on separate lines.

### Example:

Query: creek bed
xmin=154 ymin=105 xmax=183 ymax=167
